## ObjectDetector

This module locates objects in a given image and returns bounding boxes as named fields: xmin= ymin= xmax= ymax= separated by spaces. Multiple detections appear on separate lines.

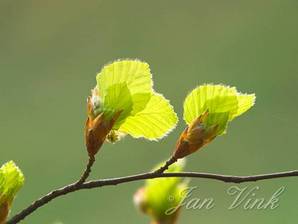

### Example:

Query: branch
xmin=7 ymin=156 xmax=96 ymax=224
xmin=7 ymin=182 xmax=80 ymax=224
xmin=76 ymin=155 xmax=95 ymax=184
xmin=8 ymin=169 xmax=298 ymax=223
xmin=154 ymin=156 xmax=177 ymax=174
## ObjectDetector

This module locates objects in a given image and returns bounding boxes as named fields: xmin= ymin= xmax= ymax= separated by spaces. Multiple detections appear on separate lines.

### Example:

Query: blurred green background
xmin=1 ymin=0 xmax=298 ymax=223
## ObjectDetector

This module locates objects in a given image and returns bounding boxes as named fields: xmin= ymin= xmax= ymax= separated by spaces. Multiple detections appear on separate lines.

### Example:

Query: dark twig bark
xmin=76 ymin=155 xmax=95 ymax=185
xmin=8 ymin=169 xmax=298 ymax=223
xmin=154 ymin=156 xmax=177 ymax=174
xmin=7 ymin=156 xmax=96 ymax=224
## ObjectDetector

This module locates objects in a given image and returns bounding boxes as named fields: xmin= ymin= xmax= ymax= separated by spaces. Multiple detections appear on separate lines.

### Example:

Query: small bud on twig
xmin=85 ymin=96 xmax=122 ymax=156
xmin=173 ymin=111 xmax=218 ymax=159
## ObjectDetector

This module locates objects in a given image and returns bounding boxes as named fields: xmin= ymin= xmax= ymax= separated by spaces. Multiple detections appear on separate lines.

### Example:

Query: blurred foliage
xmin=134 ymin=159 xmax=187 ymax=224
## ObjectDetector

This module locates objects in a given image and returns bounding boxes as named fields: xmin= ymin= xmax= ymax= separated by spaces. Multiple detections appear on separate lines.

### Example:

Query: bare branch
xmin=8 ymin=169 xmax=298 ymax=223
xmin=76 ymin=155 xmax=95 ymax=185
xmin=7 ymin=156 xmax=96 ymax=224
xmin=153 ymin=156 xmax=177 ymax=174
xmin=7 ymin=182 xmax=80 ymax=224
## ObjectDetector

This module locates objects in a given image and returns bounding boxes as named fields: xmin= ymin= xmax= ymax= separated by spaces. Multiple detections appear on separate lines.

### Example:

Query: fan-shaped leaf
xmin=183 ymin=84 xmax=238 ymax=125
xmin=96 ymin=60 xmax=153 ymax=97
xmin=119 ymin=93 xmax=178 ymax=140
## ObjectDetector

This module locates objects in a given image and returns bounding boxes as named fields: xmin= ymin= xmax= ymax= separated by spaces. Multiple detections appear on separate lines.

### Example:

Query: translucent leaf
xmin=203 ymin=112 xmax=230 ymax=136
xmin=96 ymin=60 xmax=153 ymax=97
xmin=119 ymin=93 xmax=178 ymax=140
xmin=183 ymin=84 xmax=255 ymax=136
xmin=102 ymin=83 xmax=133 ymax=125
xmin=130 ymin=93 xmax=152 ymax=115
xmin=232 ymin=94 xmax=256 ymax=119
xmin=0 ymin=161 xmax=24 ymax=204
xmin=183 ymin=84 xmax=238 ymax=125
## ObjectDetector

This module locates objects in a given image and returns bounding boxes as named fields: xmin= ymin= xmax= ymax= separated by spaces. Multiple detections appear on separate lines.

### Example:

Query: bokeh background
xmin=1 ymin=0 xmax=298 ymax=223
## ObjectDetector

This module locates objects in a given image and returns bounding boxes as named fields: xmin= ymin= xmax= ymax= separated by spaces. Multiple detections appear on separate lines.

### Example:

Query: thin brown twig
xmin=7 ymin=168 xmax=298 ymax=224
xmin=154 ymin=156 xmax=177 ymax=174
xmin=76 ymin=155 xmax=95 ymax=185
xmin=6 ymin=156 xmax=96 ymax=224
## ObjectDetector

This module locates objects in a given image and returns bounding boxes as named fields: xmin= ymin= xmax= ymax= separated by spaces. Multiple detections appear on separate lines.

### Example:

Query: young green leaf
xmin=183 ymin=84 xmax=255 ymax=134
xmin=96 ymin=60 xmax=153 ymax=97
xmin=85 ymin=59 xmax=178 ymax=155
xmin=232 ymin=93 xmax=256 ymax=120
xmin=174 ymin=84 xmax=255 ymax=159
xmin=92 ymin=60 xmax=154 ymax=123
xmin=184 ymin=84 xmax=237 ymax=125
xmin=0 ymin=161 xmax=24 ymax=223
xmin=119 ymin=93 xmax=178 ymax=140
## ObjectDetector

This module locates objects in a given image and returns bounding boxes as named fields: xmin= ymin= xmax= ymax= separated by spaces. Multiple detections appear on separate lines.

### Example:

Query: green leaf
xmin=203 ymin=112 xmax=230 ymax=136
xmin=232 ymin=94 xmax=256 ymax=120
xmin=93 ymin=59 xmax=178 ymax=142
xmin=103 ymin=92 xmax=152 ymax=126
xmin=183 ymin=84 xmax=255 ymax=135
xmin=95 ymin=60 xmax=155 ymax=129
xmin=0 ymin=161 xmax=24 ymax=204
xmin=102 ymin=83 xmax=133 ymax=125
xmin=96 ymin=60 xmax=153 ymax=97
xmin=184 ymin=84 xmax=238 ymax=125
xmin=130 ymin=93 xmax=152 ymax=115
xmin=119 ymin=93 xmax=178 ymax=140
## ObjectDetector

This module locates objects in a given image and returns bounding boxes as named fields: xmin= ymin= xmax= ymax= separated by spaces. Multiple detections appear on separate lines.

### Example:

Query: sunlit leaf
xmin=0 ymin=161 xmax=24 ymax=204
xmin=232 ymin=94 xmax=256 ymax=119
xmin=183 ymin=84 xmax=255 ymax=136
xmin=96 ymin=59 xmax=153 ymax=97
xmin=91 ymin=59 xmax=178 ymax=143
xmin=183 ymin=84 xmax=238 ymax=125
xmin=119 ymin=93 xmax=178 ymax=140
xmin=102 ymin=83 xmax=133 ymax=124
xmin=203 ymin=112 xmax=230 ymax=136
xmin=0 ymin=161 xmax=24 ymax=223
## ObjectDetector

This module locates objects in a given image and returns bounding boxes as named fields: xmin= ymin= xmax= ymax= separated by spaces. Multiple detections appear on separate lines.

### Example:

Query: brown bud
xmin=84 ymin=97 xmax=121 ymax=156
xmin=173 ymin=111 xmax=218 ymax=159
xmin=0 ymin=202 xmax=9 ymax=224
